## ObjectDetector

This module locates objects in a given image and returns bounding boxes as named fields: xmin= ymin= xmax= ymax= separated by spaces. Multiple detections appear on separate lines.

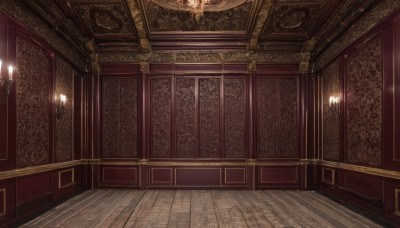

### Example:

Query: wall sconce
xmin=329 ymin=95 xmax=340 ymax=116
xmin=55 ymin=94 xmax=67 ymax=121
xmin=0 ymin=59 xmax=14 ymax=96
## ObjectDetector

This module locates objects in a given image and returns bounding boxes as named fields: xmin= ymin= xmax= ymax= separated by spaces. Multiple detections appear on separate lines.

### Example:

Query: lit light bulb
xmin=8 ymin=65 xmax=13 ymax=81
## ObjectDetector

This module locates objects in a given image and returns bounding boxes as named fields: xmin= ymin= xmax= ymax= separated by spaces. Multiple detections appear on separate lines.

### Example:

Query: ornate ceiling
xmin=19 ymin=0 xmax=379 ymax=62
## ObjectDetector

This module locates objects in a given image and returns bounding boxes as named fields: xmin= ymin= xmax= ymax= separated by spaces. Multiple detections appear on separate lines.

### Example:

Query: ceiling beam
xmin=248 ymin=0 xmax=274 ymax=52
xmin=125 ymin=0 xmax=151 ymax=53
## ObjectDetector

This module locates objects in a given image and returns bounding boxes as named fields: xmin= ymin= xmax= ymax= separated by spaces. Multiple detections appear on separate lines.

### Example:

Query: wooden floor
xmin=21 ymin=190 xmax=384 ymax=228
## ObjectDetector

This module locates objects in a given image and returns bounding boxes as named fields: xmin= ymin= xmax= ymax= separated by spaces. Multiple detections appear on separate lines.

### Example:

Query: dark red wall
xmin=315 ymin=9 xmax=400 ymax=223
xmin=0 ymin=10 xmax=86 ymax=227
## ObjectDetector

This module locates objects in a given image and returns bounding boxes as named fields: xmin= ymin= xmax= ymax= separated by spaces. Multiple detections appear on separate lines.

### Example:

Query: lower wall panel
xmin=175 ymin=167 xmax=221 ymax=187
xmin=0 ymin=178 xmax=15 ymax=225
xmin=257 ymin=166 xmax=300 ymax=188
xmin=100 ymin=166 xmax=139 ymax=188
xmin=318 ymin=165 xmax=400 ymax=223
xmin=149 ymin=166 xmax=248 ymax=188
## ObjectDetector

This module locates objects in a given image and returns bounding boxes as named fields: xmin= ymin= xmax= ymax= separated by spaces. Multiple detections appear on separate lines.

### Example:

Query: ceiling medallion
xmin=151 ymin=0 xmax=247 ymax=20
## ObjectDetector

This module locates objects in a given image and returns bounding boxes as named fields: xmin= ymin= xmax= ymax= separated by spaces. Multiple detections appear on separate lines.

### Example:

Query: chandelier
xmin=152 ymin=0 xmax=247 ymax=20
xmin=177 ymin=0 xmax=210 ymax=17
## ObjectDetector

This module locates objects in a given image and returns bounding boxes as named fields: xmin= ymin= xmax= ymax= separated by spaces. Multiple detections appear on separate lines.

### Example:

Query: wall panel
xmin=279 ymin=78 xmax=298 ymax=157
xmin=151 ymin=78 xmax=172 ymax=158
xmin=321 ymin=61 xmax=340 ymax=161
xmin=16 ymin=34 xmax=52 ymax=168
xmin=102 ymin=78 xmax=138 ymax=158
xmin=55 ymin=56 xmax=73 ymax=162
xmin=345 ymin=35 xmax=383 ymax=166
xmin=175 ymin=78 xmax=196 ymax=158
xmin=257 ymin=77 xmax=298 ymax=158
xmin=199 ymin=78 xmax=220 ymax=158
xmin=224 ymin=78 xmax=246 ymax=158
xmin=257 ymin=78 xmax=279 ymax=157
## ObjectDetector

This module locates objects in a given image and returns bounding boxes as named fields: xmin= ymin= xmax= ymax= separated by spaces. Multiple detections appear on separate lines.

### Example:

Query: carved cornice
xmin=249 ymin=0 xmax=274 ymax=51
xmin=125 ymin=0 xmax=151 ymax=53
xmin=98 ymin=51 xmax=302 ymax=64
xmin=0 ymin=0 xmax=87 ymax=71
xmin=315 ymin=0 xmax=400 ymax=71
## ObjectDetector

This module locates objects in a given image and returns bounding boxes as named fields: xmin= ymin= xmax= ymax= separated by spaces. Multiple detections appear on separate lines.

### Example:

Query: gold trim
xmin=151 ymin=167 xmax=173 ymax=185
xmin=395 ymin=189 xmax=400 ymax=216
xmin=0 ymin=160 xmax=81 ymax=181
xmin=224 ymin=168 xmax=246 ymax=184
xmin=175 ymin=167 xmax=222 ymax=187
xmin=102 ymin=167 xmax=138 ymax=184
xmin=321 ymin=167 xmax=335 ymax=186
xmin=58 ymin=168 xmax=75 ymax=189
xmin=0 ymin=188 xmax=5 ymax=217
xmin=318 ymin=160 xmax=400 ymax=180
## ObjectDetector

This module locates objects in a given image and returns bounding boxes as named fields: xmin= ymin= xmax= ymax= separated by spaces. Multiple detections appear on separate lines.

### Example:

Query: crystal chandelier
xmin=177 ymin=0 xmax=210 ymax=13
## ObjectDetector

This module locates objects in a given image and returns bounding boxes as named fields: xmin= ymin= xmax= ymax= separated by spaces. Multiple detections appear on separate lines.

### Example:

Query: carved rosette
xmin=16 ymin=36 xmax=51 ymax=168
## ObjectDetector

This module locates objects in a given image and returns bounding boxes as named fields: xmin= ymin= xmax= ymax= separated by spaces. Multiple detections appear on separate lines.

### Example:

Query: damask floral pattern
xmin=55 ymin=57 xmax=73 ymax=162
xmin=199 ymin=79 xmax=220 ymax=158
xmin=102 ymin=78 xmax=138 ymax=158
xmin=346 ymin=36 xmax=382 ymax=166
xmin=151 ymin=78 xmax=172 ymax=158
xmin=176 ymin=78 xmax=196 ymax=158
xmin=258 ymin=78 xmax=279 ymax=158
xmin=16 ymin=37 xmax=50 ymax=168
xmin=279 ymin=78 xmax=298 ymax=157
xmin=322 ymin=61 xmax=340 ymax=161
xmin=102 ymin=79 xmax=119 ymax=157
xmin=257 ymin=77 xmax=298 ymax=158
xmin=224 ymin=78 xmax=246 ymax=158
xmin=119 ymin=79 xmax=138 ymax=157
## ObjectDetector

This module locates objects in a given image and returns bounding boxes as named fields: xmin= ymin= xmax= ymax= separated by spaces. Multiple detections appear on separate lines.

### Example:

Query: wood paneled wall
xmin=97 ymin=63 xmax=305 ymax=190
xmin=316 ymin=10 xmax=400 ymax=223
xmin=0 ymin=10 xmax=86 ymax=227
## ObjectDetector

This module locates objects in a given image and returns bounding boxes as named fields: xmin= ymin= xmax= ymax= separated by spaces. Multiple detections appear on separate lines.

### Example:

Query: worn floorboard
xmin=20 ymin=190 xmax=384 ymax=228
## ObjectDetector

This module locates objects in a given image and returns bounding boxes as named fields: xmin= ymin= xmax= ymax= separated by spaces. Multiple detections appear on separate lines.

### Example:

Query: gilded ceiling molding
xmin=299 ymin=38 xmax=317 ymax=73
xmin=140 ymin=61 xmax=150 ymax=74
xmin=0 ymin=0 xmax=86 ymax=71
xmin=98 ymin=51 xmax=302 ymax=64
xmin=248 ymin=0 xmax=274 ymax=51
xmin=125 ymin=0 xmax=152 ymax=53
xmin=247 ymin=60 xmax=257 ymax=72
xmin=312 ymin=0 xmax=375 ymax=58
xmin=315 ymin=0 xmax=400 ymax=71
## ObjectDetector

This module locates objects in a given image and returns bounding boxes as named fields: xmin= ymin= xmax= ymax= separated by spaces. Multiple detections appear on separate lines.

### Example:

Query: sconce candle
xmin=329 ymin=96 xmax=339 ymax=108
xmin=60 ymin=94 xmax=66 ymax=106
xmin=0 ymin=59 xmax=2 ymax=73
xmin=8 ymin=65 xmax=13 ymax=81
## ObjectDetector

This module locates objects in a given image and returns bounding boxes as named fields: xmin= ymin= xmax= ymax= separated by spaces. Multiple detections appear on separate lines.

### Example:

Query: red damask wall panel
xmin=102 ymin=79 xmax=119 ymax=157
xmin=322 ymin=60 xmax=340 ymax=161
xmin=257 ymin=78 xmax=279 ymax=157
xmin=199 ymin=78 xmax=220 ymax=158
xmin=119 ymin=79 xmax=138 ymax=157
xmin=175 ymin=78 xmax=196 ymax=158
xmin=224 ymin=78 xmax=246 ymax=158
xmin=102 ymin=78 xmax=138 ymax=158
xmin=55 ymin=56 xmax=73 ymax=162
xmin=16 ymin=35 xmax=51 ymax=168
xmin=346 ymin=36 xmax=383 ymax=166
xmin=257 ymin=77 xmax=298 ymax=158
xmin=279 ymin=78 xmax=298 ymax=157
xmin=151 ymin=77 xmax=172 ymax=158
